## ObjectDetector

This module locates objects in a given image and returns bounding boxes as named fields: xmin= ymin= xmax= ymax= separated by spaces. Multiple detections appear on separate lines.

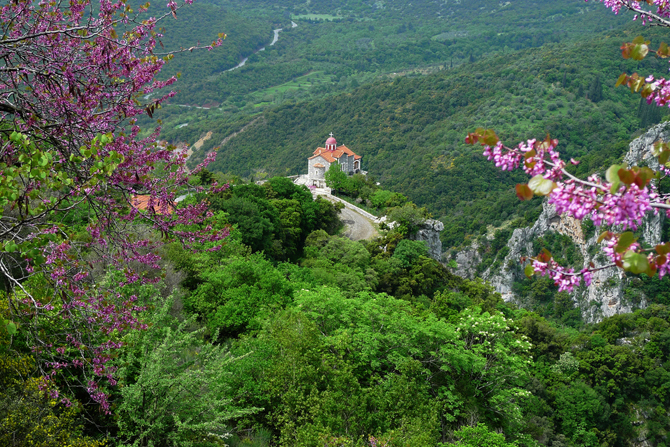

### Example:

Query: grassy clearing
xmin=248 ymin=71 xmax=332 ymax=99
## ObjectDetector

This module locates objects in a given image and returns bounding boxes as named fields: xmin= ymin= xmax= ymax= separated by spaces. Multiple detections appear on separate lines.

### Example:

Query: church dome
xmin=325 ymin=134 xmax=337 ymax=151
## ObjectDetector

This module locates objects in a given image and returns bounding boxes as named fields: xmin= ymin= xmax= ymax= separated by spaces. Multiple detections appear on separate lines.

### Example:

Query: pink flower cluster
xmin=592 ymin=0 xmax=670 ymax=24
xmin=549 ymin=178 xmax=654 ymax=230
xmin=483 ymin=142 xmax=521 ymax=171
xmin=532 ymin=259 xmax=590 ymax=292
xmin=472 ymin=129 xmax=670 ymax=293
xmin=0 ymin=0 xmax=227 ymax=414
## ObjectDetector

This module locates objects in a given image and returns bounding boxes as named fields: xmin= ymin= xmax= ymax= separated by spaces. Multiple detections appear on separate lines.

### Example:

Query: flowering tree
xmin=465 ymin=0 xmax=670 ymax=293
xmin=1 ymin=0 xmax=226 ymax=411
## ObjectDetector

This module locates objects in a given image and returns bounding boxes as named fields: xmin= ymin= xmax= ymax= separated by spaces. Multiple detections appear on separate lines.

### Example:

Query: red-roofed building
xmin=307 ymin=133 xmax=362 ymax=188
xmin=131 ymin=195 xmax=174 ymax=215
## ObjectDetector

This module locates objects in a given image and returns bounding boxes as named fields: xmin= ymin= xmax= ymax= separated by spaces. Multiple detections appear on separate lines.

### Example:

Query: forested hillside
xmin=4 ymin=0 xmax=670 ymax=446
xmin=140 ymin=0 xmax=627 ymax=112
xmin=6 ymin=169 xmax=670 ymax=447
xmin=184 ymin=26 xmax=668 ymax=250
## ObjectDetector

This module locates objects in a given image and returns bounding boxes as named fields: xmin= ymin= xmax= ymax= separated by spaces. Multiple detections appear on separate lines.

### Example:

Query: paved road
xmin=338 ymin=205 xmax=379 ymax=241
xmin=226 ymin=25 xmax=289 ymax=72
xmin=304 ymin=185 xmax=379 ymax=241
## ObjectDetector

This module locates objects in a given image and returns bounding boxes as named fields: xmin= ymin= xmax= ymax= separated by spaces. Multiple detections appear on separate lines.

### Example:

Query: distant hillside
xmin=193 ymin=26 xmax=669 ymax=249
xmin=152 ymin=0 xmax=628 ymax=107
xmin=152 ymin=3 xmax=270 ymax=84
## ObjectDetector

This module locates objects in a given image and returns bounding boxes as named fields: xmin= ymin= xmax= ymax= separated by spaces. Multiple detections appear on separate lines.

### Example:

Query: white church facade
xmin=307 ymin=134 xmax=362 ymax=188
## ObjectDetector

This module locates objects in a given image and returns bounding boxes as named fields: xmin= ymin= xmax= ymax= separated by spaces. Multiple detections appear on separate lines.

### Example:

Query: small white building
xmin=307 ymin=134 xmax=362 ymax=188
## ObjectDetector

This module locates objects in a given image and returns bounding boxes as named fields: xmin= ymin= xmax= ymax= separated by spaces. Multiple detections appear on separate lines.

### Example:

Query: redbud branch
xmin=501 ymin=143 xmax=670 ymax=209
xmin=1 ymin=25 xmax=93 ymax=45
xmin=546 ymin=263 xmax=617 ymax=277
xmin=0 ymin=261 xmax=37 ymax=306
xmin=617 ymin=1 xmax=670 ymax=28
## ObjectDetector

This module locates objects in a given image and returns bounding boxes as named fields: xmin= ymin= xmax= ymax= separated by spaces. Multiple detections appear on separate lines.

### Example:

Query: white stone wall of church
xmin=308 ymin=156 xmax=329 ymax=180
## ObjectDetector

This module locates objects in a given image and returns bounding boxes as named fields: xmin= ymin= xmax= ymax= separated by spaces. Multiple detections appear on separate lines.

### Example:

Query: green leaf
xmin=632 ymin=44 xmax=649 ymax=60
xmin=636 ymin=167 xmax=655 ymax=186
xmin=655 ymin=243 xmax=670 ymax=255
xmin=524 ymin=264 xmax=535 ymax=278
xmin=615 ymin=73 xmax=628 ymax=88
xmin=623 ymin=250 xmax=649 ymax=274
xmin=606 ymin=164 xmax=622 ymax=183
xmin=598 ymin=231 xmax=612 ymax=244
xmin=659 ymin=150 xmax=670 ymax=165
xmin=610 ymin=180 xmax=621 ymax=194
xmin=618 ymin=168 xmax=635 ymax=185
xmin=528 ymin=175 xmax=556 ymax=196
xmin=5 ymin=321 xmax=17 ymax=336
xmin=615 ymin=232 xmax=636 ymax=253
xmin=481 ymin=129 xmax=499 ymax=146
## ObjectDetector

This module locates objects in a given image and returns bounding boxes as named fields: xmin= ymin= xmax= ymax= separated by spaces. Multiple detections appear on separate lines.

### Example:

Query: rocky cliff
xmin=452 ymin=122 xmax=669 ymax=322
xmin=411 ymin=219 xmax=445 ymax=261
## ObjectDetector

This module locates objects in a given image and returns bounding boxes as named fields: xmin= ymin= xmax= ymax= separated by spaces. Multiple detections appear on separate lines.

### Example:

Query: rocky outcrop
xmin=454 ymin=241 xmax=482 ymax=278
xmin=623 ymin=122 xmax=667 ymax=170
xmin=410 ymin=219 xmax=444 ymax=261
xmin=453 ymin=122 xmax=669 ymax=322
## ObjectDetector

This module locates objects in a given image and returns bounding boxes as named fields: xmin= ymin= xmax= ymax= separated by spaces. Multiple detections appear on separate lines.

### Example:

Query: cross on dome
xmin=325 ymin=133 xmax=337 ymax=150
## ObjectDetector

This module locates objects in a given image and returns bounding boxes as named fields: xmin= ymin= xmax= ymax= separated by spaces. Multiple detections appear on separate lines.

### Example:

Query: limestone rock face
xmin=411 ymin=219 xmax=444 ymax=261
xmin=454 ymin=242 xmax=482 ymax=278
xmin=623 ymin=122 xmax=667 ymax=170
xmin=452 ymin=122 xmax=669 ymax=322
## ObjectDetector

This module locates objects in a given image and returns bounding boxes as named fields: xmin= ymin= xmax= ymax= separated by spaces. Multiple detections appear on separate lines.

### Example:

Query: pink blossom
xmin=0 ymin=0 xmax=227 ymax=414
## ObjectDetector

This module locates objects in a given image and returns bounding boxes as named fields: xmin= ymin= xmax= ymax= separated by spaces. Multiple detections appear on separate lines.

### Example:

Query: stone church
xmin=307 ymin=134 xmax=362 ymax=188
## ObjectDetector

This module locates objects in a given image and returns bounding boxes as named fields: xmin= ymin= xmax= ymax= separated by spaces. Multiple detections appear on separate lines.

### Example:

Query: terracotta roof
xmin=337 ymin=145 xmax=356 ymax=156
xmin=132 ymin=195 xmax=174 ymax=215
xmin=313 ymin=163 xmax=325 ymax=168
xmin=311 ymin=144 xmax=361 ymax=166
xmin=310 ymin=152 xmax=337 ymax=163
xmin=313 ymin=144 xmax=359 ymax=158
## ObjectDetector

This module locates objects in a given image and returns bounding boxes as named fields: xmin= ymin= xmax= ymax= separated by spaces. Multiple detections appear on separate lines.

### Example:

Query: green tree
xmin=453 ymin=423 xmax=517 ymax=447
xmin=370 ymin=189 xmax=408 ymax=209
xmin=325 ymin=162 xmax=349 ymax=191
xmin=386 ymin=203 xmax=429 ymax=236
xmin=114 ymin=297 xmax=257 ymax=447
xmin=553 ymin=382 xmax=605 ymax=447
xmin=392 ymin=239 xmax=429 ymax=268
xmin=185 ymin=254 xmax=295 ymax=336
xmin=216 ymin=197 xmax=277 ymax=253
xmin=270 ymin=198 xmax=304 ymax=260
xmin=587 ymin=76 xmax=603 ymax=103
xmin=0 ymin=351 xmax=103 ymax=447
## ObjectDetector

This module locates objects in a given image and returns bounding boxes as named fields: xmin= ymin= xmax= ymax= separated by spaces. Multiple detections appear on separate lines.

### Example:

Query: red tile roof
xmin=309 ymin=151 xmax=337 ymax=163
xmin=311 ymin=144 xmax=360 ymax=162
xmin=337 ymin=145 xmax=356 ymax=156
xmin=131 ymin=195 xmax=174 ymax=215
